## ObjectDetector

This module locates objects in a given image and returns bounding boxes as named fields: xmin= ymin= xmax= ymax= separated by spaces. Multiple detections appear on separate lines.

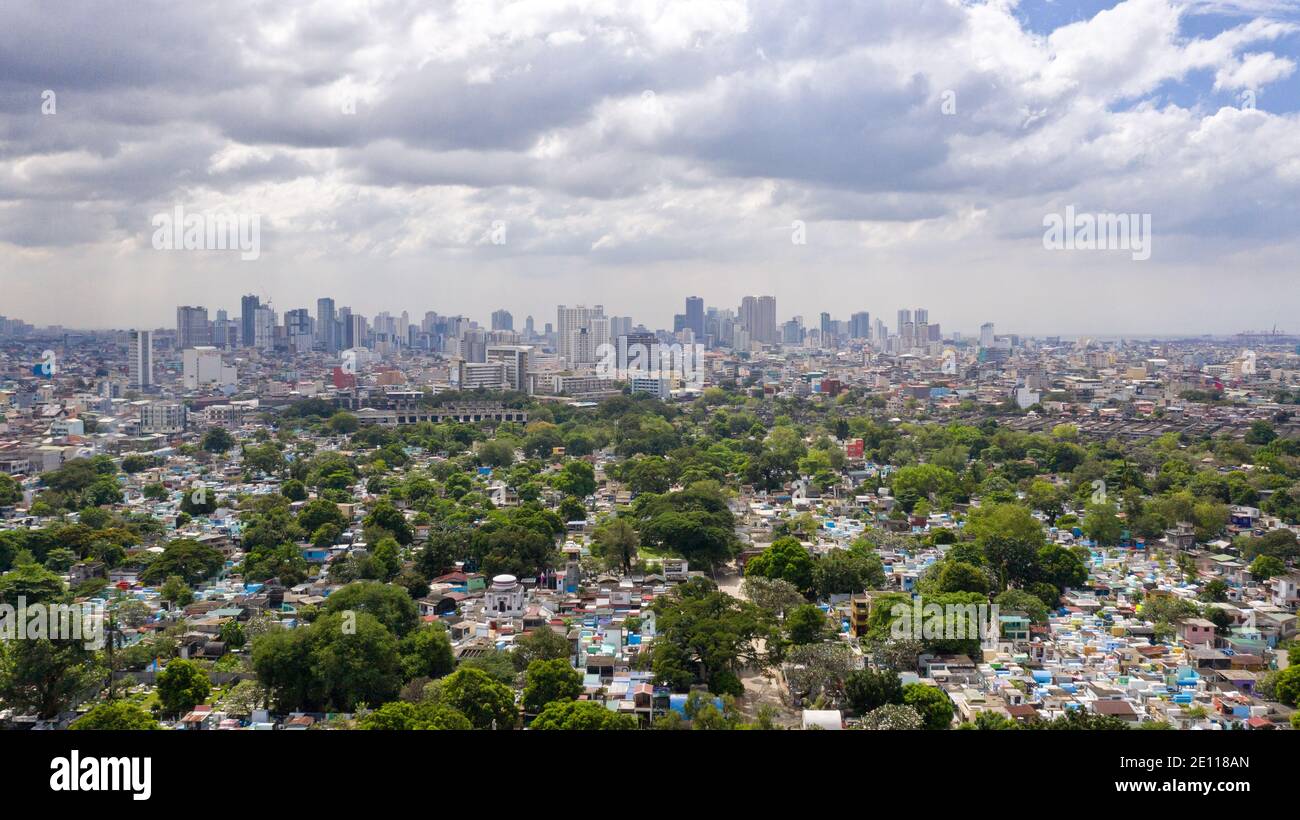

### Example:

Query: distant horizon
xmin=3 ymin=0 xmax=1300 ymax=335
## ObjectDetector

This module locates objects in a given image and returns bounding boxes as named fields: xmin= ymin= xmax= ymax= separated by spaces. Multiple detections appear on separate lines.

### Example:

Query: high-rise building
xmin=285 ymin=308 xmax=312 ymax=352
xmin=556 ymin=304 xmax=604 ymax=365
xmin=850 ymin=311 xmax=871 ymax=339
xmin=317 ymin=298 xmax=337 ymax=353
xmin=487 ymin=345 xmax=532 ymax=393
xmin=348 ymin=313 xmax=368 ymax=350
xmin=128 ymin=330 xmax=153 ymax=389
xmin=254 ymin=306 xmax=277 ymax=350
xmin=739 ymin=296 xmax=777 ymax=345
xmin=491 ymin=309 xmax=514 ymax=332
xmin=240 ymin=294 xmax=260 ymax=348
xmin=980 ymin=322 xmax=995 ymax=348
xmin=212 ymin=309 xmax=236 ymax=349
xmin=610 ymin=316 xmax=633 ymax=339
xmin=176 ymin=306 xmax=210 ymax=349
xmin=685 ymin=296 xmax=704 ymax=338
xmin=896 ymin=309 xmax=911 ymax=347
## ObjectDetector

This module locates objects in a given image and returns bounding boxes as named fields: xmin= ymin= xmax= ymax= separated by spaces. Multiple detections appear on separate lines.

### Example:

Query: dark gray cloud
xmin=0 ymin=0 xmax=1298 ymax=335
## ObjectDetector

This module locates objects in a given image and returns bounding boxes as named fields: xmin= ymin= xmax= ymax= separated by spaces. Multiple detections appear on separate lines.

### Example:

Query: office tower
xmin=738 ymin=295 xmax=777 ymax=345
xmin=820 ymin=312 xmax=832 ymax=341
xmin=524 ymin=315 xmax=535 ymax=339
xmin=176 ymin=305 xmax=210 ymax=349
xmin=491 ymin=309 xmax=514 ymax=331
xmin=928 ymin=323 xmax=941 ymax=342
xmin=212 ymin=309 xmax=235 ymax=349
xmin=556 ymin=304 xmax=604 ymax=365
xmin=253 ymin=306 xmax=276 ymax=350
xmin=591 ymin=316 xmax=611 ymax=355
xmin=564 ymin=327 xmax=595 ymax=365
xmin=337 ymin=306 xmax=353 ymax=348
xmin=128 ymin=330 xmax=153 ymax=389
xmin=285 ymin=308 xmax=312 ymax=352
xmin=850 ymin=311 xmax=870 ymax=339
xmin=914 ymin=308 xmax=929 ymax=326
xmin=685 ymin=296 xmax=704 ymax=338
xmin=874 ymin=317 xmax=887 ymax=343
xmin=980 ymin=322 xmax=995 ymax=348
xmin=240 ymin=294 xmax=260 ymax=348
xmin=782 ymin=318 xmax=804 ymax=345
xmin=673 ymin=314 xmax=687 ymax=333
xmin=609 ymin=316 xmax=632 ymax=339
xmin=349 ymin=313 xmax=368 ymax=349
xmin=317 ymin=298 xmax=336 ymax=352
xmin=487 ymin=345 xmax=532 ymax=393
xmin=459 ymin=327 xmax=489 ymax=362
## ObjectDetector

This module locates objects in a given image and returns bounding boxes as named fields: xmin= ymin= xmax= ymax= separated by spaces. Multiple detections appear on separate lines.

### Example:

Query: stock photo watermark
xmin=1042 ymin=206 xmax=1151 ymax=261
xmin=0 ymin=597 xmax=106 ymax=650
xmin=595 ymin=340 xmax=707 ymax=388
xmin=890 ymin=596 xmax=1000 ymax=649
xmin=151 ymin=205 xmax=261 ymax=261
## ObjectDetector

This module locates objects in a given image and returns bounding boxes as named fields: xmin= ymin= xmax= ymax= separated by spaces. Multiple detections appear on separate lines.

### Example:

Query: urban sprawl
xmin=0 ymin=296 xmax=1298 ymax=732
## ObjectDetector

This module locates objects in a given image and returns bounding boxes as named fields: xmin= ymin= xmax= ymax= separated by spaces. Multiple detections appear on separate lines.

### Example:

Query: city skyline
xmin=3 ymin=0 xmax=1300 ymax=334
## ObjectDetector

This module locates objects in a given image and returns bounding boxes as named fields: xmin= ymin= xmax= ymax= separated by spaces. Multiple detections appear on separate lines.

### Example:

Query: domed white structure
xmin=486 ymin=573 xmax=525 ymax=617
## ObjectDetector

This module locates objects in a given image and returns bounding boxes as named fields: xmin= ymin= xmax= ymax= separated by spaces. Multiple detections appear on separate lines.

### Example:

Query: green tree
xmin=522 ymin=658 xmax=582 ymax=714
xmin=0 ymin=474 xmax=22 ymax=506
xmin=966 ymin=503 xmax=1045 ymax=590
xmin=511 ymin=627 xmax=572 ymax=671
xmin=324 ymin=581 xmax=419 ymax=637
xmin=785 ymin=604 xmax=831 ymax=644
xmin=592 ymin=516 xmax=639 ymax=574
xmin=70 ymin=701 xmax=160 ymax=730
xmin=358 ymin=701 xmax=471 ymax=730
xmin=438 ymin=667 xmax=517 ymax=729
xmin=1249 ymin=554 xmax=1285 ymax=581
xmin=141 ymin=539 xmax=224 ymax=585
xmin=400 ymin=625 xmax=455 ymax=681
xmin=813 ymin=546 xmax=885 ymax=598
xmin=648 ymin=577 xmax=775 ymax=692
xmin=902 ymin=683 xmax=954 ymax=730
xmin=553 ymin=460 xmax=596 ymax=497
xmin=201 ymin=427 xmax=235 ymax=454
xmin=1082 ymin=502 xmax=1124 ymax=546
xmin=156 ymin=659 xmax=212 ymax=717
xmin=531 ymin=699 xmax=637 ymax=730
xmin=745 ymin=536 xmax=815 ymax=595
xmin=844 ymin=668 xmax=903 ymax=715
xmin=281 ymin=479 xmax=308 ymax=502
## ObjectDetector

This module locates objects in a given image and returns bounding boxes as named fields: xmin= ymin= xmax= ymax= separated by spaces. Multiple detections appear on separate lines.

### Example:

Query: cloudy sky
xmin=1 ymin=0 xmax=1298 ymax=336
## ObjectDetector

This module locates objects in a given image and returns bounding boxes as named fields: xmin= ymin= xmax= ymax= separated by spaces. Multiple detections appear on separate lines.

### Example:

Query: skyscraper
xmin=685 ymin=296 xmax=704 ymax=338
xmin=128 ymin=329 xmax=153 ymax=389
xmin=240 ymin=294 xmax=260 ymax=348
xmin=739 ymin=295 xmax=777 ymax=345
xmin=285 ymin=308 xmax=312 ymax=352
xmin=176 ymin=305 xmax=210 ymax=349
xmin=980 ymin=322 xmax=995 ymax=348
xmin=557 ymin=304 xmax=604 ymax=365
xmin=850 ymin=311 xmax=870 ymax=339
xmin=491 ymin=309 xmax=514 ymax=331
xmin=317 ymin=297 xmax=337 ymax=353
